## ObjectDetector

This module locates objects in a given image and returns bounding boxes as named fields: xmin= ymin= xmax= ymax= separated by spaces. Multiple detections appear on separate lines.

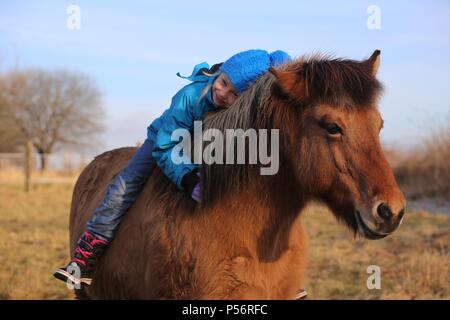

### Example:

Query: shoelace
xmin=75 ymin=246 xmax=92 ymax=259
xmin=84 ymin=231 xmax=108 ymax=246
xmin=74 ymin=247 xmax=91 ymax=266
xmin=72 ymin=232 xmax=108 ymax=266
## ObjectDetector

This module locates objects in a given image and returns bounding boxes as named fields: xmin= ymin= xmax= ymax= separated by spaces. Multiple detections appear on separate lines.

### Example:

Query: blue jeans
xmin=86 ymin=138 xmax=155 ymax=241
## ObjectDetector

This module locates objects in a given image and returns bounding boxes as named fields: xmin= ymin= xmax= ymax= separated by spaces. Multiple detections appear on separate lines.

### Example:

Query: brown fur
xmin=69 ymin=51 xmax=404 ymax=299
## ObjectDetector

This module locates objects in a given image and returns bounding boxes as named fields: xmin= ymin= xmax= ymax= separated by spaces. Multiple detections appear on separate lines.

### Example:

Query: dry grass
xmin=0 ymin=180 xmax=448 ymax=300
xmin=0 ymin=183 xmax=73 ymax=299
xmin=389 ymin=120 xmax=450 ymax=200
xmin=0 ymin=167 xmax=80 ymax=184
xmin=303 ymin=203 xmax=450 ymax=299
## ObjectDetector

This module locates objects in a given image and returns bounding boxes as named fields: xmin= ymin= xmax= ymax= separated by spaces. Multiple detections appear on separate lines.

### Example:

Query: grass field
xmin=0 ymin=183 xmax=74 ymax=299
xmin=0 ymin=181 xmax=448 ymax=300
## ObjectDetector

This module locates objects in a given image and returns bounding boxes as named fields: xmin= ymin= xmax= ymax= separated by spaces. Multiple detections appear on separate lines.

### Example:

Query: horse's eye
xmin=325 ymin=123 xmax=342 ymax=136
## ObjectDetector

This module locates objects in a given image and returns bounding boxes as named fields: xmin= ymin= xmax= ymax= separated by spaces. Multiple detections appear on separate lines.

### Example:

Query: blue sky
xmin=1 ymin=0 xmax=449 ymax=156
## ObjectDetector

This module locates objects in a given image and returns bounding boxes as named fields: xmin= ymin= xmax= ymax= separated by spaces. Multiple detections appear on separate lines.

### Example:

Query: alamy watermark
xmin=366 ymin=5 xmax=381 ymax=30
xmin=366 ymin=265 xmax=381 ymax=289
xmin=170 ymin=121 xmax=280 ymax=175
xmin=66 ymin=263 xmax=81 ymax=290
xmin=66 ymin=5 xmax=81 ymax=30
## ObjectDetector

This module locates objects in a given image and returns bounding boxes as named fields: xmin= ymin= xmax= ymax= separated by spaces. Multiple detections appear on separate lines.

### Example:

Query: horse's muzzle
xmin=355 ymin=202 xmax=405 ymax=240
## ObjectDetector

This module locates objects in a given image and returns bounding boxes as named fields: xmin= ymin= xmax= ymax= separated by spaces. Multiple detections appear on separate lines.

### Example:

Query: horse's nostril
xmin=377 ymin=203 xmax=392 ymax=221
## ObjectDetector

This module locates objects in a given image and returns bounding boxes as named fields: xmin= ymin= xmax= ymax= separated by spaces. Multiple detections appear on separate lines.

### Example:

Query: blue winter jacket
xmin=147 ymin=62 xmax=219 ymax=190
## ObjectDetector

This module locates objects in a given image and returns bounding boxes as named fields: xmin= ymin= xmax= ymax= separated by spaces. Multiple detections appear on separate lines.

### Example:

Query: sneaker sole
xmin=294 ymin=289 xmax=308 ymax=300
xmin=53 ymin=269 xmax=92 ymax=286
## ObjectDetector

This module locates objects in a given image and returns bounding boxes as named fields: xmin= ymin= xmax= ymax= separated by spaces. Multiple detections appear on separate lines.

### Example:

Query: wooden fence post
xmin=24 ymin=140 xmax=32 ymax=192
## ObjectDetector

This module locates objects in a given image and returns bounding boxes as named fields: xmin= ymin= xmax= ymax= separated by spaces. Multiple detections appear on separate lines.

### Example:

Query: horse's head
xmin=269 ymin=50 xmax=405 ymax=239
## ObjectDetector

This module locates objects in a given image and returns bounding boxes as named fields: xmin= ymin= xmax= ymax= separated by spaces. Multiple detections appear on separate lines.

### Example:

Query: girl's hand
xmin=182 ymin=170 xmax=202 ymax=203
xmin=191 ymin=179 xmax=202 ymax=203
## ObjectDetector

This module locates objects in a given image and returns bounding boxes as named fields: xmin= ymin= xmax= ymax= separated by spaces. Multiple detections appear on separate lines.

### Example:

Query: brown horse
xmin=69 ymin=50 xmax=405 ymax=299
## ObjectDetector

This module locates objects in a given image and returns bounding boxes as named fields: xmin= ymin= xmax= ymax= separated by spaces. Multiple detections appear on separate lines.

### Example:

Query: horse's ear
xmin=364 ymin=50 xmax=381 ymax=76
xmin=269 ymin=67 xmax=302 ymax=101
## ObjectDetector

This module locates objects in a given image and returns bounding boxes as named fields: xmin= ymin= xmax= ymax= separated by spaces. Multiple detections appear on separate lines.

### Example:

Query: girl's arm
xmin=151 ymin=88 xmax=199 ymax=191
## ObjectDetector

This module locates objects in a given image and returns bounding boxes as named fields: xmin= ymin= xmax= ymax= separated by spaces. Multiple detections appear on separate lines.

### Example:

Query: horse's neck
xmin=205 ymin=165 xmax=307 ymax=261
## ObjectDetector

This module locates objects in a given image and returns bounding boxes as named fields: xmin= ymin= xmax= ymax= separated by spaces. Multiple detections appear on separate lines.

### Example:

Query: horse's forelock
xmin=285 ymin=54 xmax=384 ymax=108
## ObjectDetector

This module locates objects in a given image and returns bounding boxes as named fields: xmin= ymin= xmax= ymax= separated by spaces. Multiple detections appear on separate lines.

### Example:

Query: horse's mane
xmin=200 ymin=54 xmax=383 ymax=206
xmin=200 ymin=71 xmax=273 ymax=206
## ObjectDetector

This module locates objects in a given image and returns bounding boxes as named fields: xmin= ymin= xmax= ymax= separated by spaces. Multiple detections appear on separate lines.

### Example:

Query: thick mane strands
xmin=201 ymin=74 xmax=275 ymax=205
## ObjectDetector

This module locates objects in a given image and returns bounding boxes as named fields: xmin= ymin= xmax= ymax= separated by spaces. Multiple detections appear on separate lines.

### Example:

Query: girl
xmin=53 ymin=49 xmax=292 ymax=287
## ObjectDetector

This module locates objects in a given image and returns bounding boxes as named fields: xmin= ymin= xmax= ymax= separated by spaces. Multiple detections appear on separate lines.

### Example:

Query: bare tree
xmin=0 ymin=69 xmax=105 ymax=170
xmin=0 ymin=102 xmax=25 ymax=152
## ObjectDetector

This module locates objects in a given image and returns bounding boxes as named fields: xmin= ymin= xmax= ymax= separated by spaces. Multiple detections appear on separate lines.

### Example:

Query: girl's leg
xmin=86 ymin=138 xmax=155 ymax=241
xmin=54 ymin=139 xmax=155 ymax=286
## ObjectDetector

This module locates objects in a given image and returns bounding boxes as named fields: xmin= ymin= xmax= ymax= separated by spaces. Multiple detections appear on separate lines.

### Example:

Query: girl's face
xmin=212 ymin=73 xmax=238 ymax=108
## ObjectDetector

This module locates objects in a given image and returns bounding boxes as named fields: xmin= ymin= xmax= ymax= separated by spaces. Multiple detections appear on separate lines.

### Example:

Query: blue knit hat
xmin=269 ymin=50 xmax=292 ymax=66
xmin=220 ymin=49 xmax=271 ymax=94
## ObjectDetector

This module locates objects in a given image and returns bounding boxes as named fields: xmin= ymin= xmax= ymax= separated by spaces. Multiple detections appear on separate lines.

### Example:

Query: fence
xmin=0 ymin=140 xmax=84 ymax=191
xmin=0 ymin=140 xmax=33 ymax=191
